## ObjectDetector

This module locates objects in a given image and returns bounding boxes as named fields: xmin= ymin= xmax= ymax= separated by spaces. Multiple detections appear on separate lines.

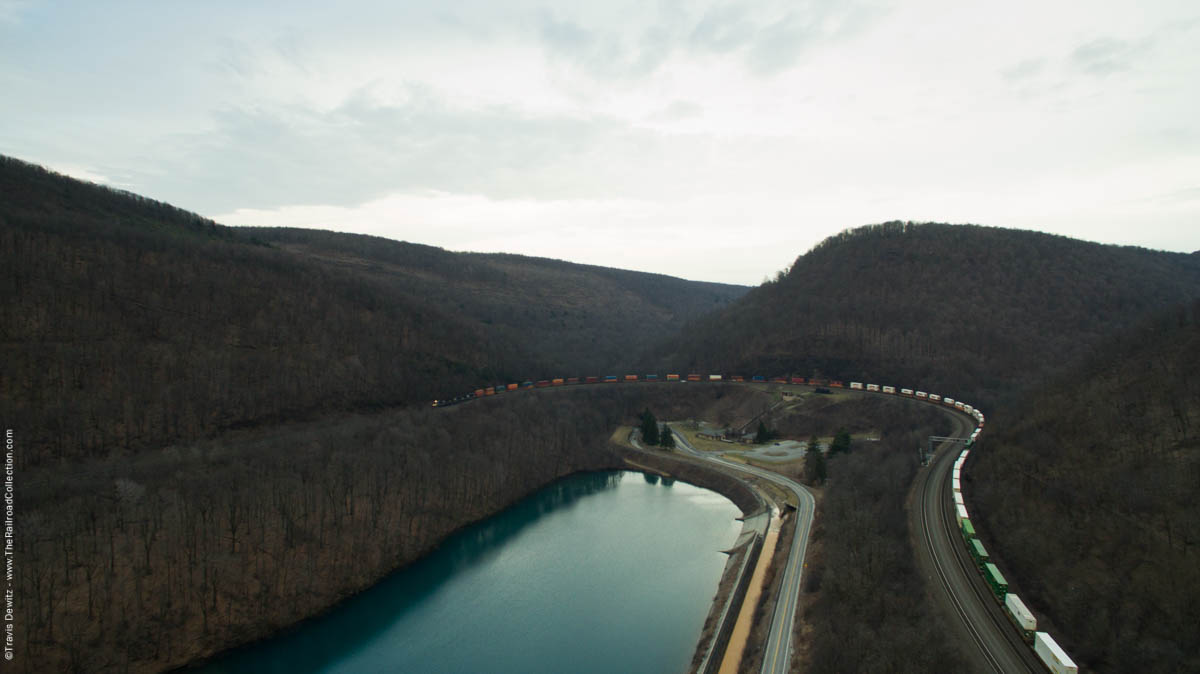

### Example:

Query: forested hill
xmin=237 ymin=226 xmax=746 ymax=374
xmin=645 ymin=221 xmax=1200 ymax=402
xmin=968 ymin=300 xmax=1200 ymax=672
xmin=0 ymin=155 xmax=745 ymax=463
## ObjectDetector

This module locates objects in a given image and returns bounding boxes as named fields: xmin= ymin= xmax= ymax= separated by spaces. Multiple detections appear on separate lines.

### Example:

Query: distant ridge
xmin=646 ymin=221 xmax=1200 ymax=403
xmin=0 ymin=154 xmax=746 ymax=462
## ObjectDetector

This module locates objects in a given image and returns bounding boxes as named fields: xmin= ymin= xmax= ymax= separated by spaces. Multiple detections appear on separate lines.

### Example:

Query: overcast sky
xmin=2 ymin=1 xmax=1197 ymax=284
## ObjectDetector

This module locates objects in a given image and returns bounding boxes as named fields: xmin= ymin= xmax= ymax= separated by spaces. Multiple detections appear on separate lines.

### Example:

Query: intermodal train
xmin=432 ymin=372 xmax=1077 ymax=673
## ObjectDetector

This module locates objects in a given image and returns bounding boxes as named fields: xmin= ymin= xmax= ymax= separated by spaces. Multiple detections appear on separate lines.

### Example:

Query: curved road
xmin=670 ymin=429 xmax=815 ymax=674
xmin=911 ymin=409 xmax=1043 ymax=673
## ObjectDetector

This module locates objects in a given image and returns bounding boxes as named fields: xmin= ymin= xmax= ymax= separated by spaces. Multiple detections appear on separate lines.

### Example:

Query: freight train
xmin=431 ymin=373 xmax=1077 ymax=673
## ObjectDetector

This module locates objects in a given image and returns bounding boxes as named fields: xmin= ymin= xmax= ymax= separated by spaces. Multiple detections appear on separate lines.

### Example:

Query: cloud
xmin=141 ymin=83 xmax=638 ymax=212
xmin=1070 ymin=36 xmax=1146 ymax=76
xmin=1001 ymin=58 xmax=1045 ymax=82
xmin=535 ymin=8 xmax=675 ymax=80
xmin=534 ymin=0 xmax=886 ymax=81
xmin=646 ymin=100 xmax=704 ymax=122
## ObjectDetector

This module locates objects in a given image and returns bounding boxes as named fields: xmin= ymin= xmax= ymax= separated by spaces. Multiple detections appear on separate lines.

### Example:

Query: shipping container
xmin=604 ymin=375 xmax=618 ymax=383
xmin=666 ymin=374 xmax=681 ymax=381
xmin=507 ymin=383 xmax=519 ymax=391
xmin=485 ymin=387 xmax=495 ymax=396
xmin=535 ymin=380 xmax=550 ymax=388
xmin=771 ymin=376 xmax=788 ymax=383
xmin=1005 ymin=594 xmax=1037 ymax=640
xmin=753 ymin=375 xmax=767 ymax=382
xmin=790 ymin=376 xmax=805 ymax=384
xmin=645 ymin=374 xmax=659 ymax=381
xmin=983 ymin=563 xmax=1008 ymax=599
xmin=709 ymin=374 xmax=723 ymax=381
xmin=955 ymin=402 xmax=965 ymax=410
xmin=850 ymin=381 xmax=864 ymax=390
xmin=954 ymin=492 xmax=965 ymax=506
xmin=916 ymin=391 xmax=928 ymax=399
xmin=566 ymin=377 xmax=579 ymax=385
xmin=808 ymin=378 xmax=826 ymax=386
xmin=687 ymin=374 xmax=702 ymax=382
xmin=960 ymin=516 xmax=974 ymax=538
xmin=522 ymin=381 xmax=535 ymax=389
xmin=1033 ymin=633 xmax=1077 ymax=674
xmin=731 ymin=375 xmax=745 ymax=382
xmin=829 ymin=380 xmax=844 ymax=388
xmin=867 ymin=384 xmax=880 ymax=392
xmin=970 ymin=538 xmax=990 ymax=567
xmin=963 ymin=404 xmax=973 ymax=414
xmin=624 ymin=374 xmax=638 ymax=382
xmin=944 ymin=397 xmax=956 ymax=406
xmin=882 ymin=385 xmax=896 ymax=394
xmin=584 ymin=376 xmax=599 ymax=384
xmin=901 ymin=388 xmax=914 ymax=396
xmin=552 ymin=378 xmax=565 ymax=386
xmin=492 ymin=385 xmax=504 ymax=394
xmin=952 ymin=477 xmax=961 ymax=492
xmin=474 ymin=389 xmax=485 ymax=398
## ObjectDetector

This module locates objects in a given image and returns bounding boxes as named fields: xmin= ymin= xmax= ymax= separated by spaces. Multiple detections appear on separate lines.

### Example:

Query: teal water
xmin=202 ymin=471 xmax=742 ymax=674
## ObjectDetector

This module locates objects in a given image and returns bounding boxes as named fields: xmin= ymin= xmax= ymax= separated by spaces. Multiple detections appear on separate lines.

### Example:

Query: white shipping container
xmin=1033 ymin=632 xmax=1078 ymax=674
xmin=916 ymin=391 xmax=928 ymax=398
xmin=709 ymin=374 xmax=722 ymax=381
xmin=953 ymin=468 xmax=961 ymax=481
xmin=930 ymin=394 xmax=942 ymax=402
xmin=1005 ymin=594 xmax=1037 ymax=632
xmin=952 ymin=477 xmax=961 ymax=492
xmin=963 ymin=404 xmax=974 ymax=413
xmin=882 ymin=385 xmax=896 ymax=394
xmin=956 ymin=503 xmax=969 ymax=521
xmin=954 ymin=492 xmax=965 ymax=506
xmin=850 ymin=381 xmax=864 ymax=390
xmin=901 ymin=388 xmax=914 ymax=395
xmin=866 ymin=383 xmax=880 ymax=392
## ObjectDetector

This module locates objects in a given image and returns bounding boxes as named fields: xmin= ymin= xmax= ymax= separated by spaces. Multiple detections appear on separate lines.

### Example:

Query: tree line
xmin=12 ymin=385 xmax=758 ymax=673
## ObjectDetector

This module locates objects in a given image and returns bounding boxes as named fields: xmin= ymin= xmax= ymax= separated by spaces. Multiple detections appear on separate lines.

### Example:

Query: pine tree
xmin=755 ymin=420 xmax=771 ymax=444
xmin=805 ymin=441 xmax=827 ymax=485
xmin=640 ymin=409 xmax=659 ymax=446
xmin=659 ymin=424 xmax=675 ymax=448
xmin=830 ymin=428 xmax=852 ymax=455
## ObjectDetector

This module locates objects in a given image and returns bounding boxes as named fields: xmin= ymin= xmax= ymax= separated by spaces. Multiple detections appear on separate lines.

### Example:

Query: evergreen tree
xmin=659 ymin=424 xmax=675 ymax=448
xmin=830 ymin=428 xmax=852 ymax=455
xmin=805 ymin=441 xmax=827 ymax=485
xmin=640 ymin=409 xmax=659 ymax=446
xmin=755 ymin=420 xmax=771 ymax=444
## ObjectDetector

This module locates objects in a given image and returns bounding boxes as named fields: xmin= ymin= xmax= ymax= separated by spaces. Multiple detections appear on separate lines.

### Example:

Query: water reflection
xmin=203 ymin=470 xmax=736 ymax=674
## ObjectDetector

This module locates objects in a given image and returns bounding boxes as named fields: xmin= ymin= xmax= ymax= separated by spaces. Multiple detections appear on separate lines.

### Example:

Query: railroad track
xmin=914 ymin=412 xmax=1041 ymax=673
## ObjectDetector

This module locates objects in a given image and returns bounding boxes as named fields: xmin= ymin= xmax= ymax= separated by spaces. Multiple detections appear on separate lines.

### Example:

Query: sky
xmin=2 ymin=0 xmax=1197 ymax=285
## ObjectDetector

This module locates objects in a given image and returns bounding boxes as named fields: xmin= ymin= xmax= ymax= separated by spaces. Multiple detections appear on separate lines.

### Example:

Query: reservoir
xmin=203 ymin=471 xmax=742 ymax=674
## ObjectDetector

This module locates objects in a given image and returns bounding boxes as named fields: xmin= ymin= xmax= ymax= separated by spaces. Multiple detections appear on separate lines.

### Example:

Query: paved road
xmin=670 ymin=429 xmax=815 ymax=674
xmin=910 ymin=410 xmax=1043 ymax=673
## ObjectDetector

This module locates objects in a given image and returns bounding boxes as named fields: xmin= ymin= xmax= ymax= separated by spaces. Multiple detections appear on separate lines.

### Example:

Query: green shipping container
xmin=970 ymin=538 xmax=989 ymax=566
xmin=961 ymin=519 xmax=976 ymax=541
xmin=984 ymin=563 xmax=1008 ymax=599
